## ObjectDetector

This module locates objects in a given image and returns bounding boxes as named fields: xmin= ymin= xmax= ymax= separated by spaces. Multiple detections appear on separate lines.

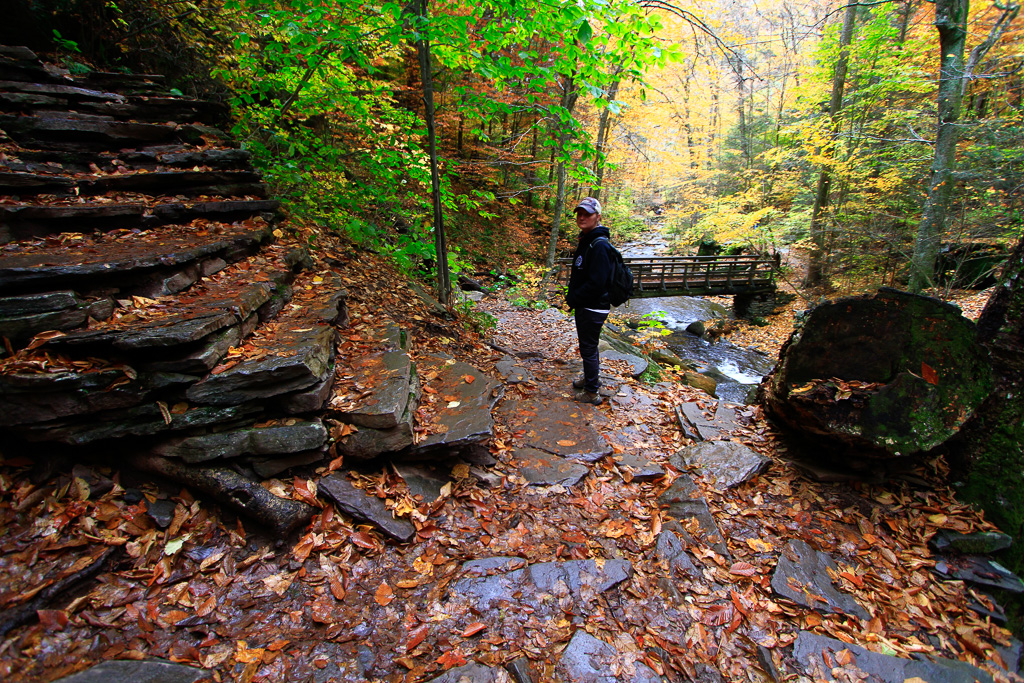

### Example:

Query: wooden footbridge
xmin=558 ymin=253 xmax=777 ymax=299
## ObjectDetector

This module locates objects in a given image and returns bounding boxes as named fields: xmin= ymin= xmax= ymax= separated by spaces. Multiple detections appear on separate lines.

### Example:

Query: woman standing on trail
xmin=565 ymin=196 xmax=614 ymax=406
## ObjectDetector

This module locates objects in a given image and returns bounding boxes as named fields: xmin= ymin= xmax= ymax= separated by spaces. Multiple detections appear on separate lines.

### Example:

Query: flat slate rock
xmin=771 ymin=539 xmax=870 ymax=620
xmin=395 ymin=463 xmax=451 ymax=502
xmin=449 ymin=557 xmax=632 ymax=609
xmin=51 ymin=658 xmax=206 ymax=683
xmin=425 ymin=663 xmax=512 ymax=683
xmin=934 ymin=554 xmax=1024 ymax=593
xmin=415 ymin=359 xmax=503 ymax=452
xmin=338 ymin=350 xmax=415 ymax=429
xmin=154 ymin=420 xmax=326 ymax=463
xmin=654 ymin=527 xmax=699 ymax=576
xmin=615 ymin=453 xmax=664 ymax=482
xmin=678 ymin=402 xmax=722 ymax=441
xmin=515 ymin=447 xmax=589 ymax=487
xmin=188 ymin=325 xmax=335 ymax=405
xmin=792 ymin=631 xmax=994 ymax=683
xmin=601 ymin=349 xmax=649 ymax=378
xmin=497 ymin=398 xmax=612 ymax=462
xmin=657 ymin=474 xmax=729 ymax=558
xmin=930 ymin=529 xmax=1013 ymax=555
xmin=0 ymin=221 xmax=270 ymax=294
xmin=319 ymin=473 xmax=415 ymax=543
xmin=672 ymin=440 xmax=769 ymax=489
xmin=494 ymin=357 xmax=532 ymax=384
xmin=555 ymin=631 xmax=660 ymax=683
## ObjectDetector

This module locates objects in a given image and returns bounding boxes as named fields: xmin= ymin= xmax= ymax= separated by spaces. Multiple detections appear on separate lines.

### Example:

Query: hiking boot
xmin=573 ymin=389 xmax=603 ymax=405
xmin=572 ymin=375 xmax=586 ymax=390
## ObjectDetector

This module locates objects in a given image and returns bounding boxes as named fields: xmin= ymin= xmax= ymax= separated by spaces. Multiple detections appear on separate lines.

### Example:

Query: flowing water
xmin=618 ymin=233 xmax=777 ymax=404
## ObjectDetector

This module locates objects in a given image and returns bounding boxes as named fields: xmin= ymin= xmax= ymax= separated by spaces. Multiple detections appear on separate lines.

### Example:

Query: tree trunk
xmin=413 ymin=0 xmax=451 ymax=304
xmin=546 ymin=73 xmax=579 ymax=267
xmin=804 ymin=0 xmax=857 ymax=289
xmin=908 ymin=0 xmax=969 ymax=292
xmin=591 ymin=69 xmax=623 ymax=202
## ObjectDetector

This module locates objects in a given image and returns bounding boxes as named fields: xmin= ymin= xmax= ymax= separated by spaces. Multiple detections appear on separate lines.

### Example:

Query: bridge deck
xmin=558 ymin=253 xmax=776 ymax=298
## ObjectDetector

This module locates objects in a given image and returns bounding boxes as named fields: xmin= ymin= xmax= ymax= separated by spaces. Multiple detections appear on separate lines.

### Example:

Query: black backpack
xmin=590 ymin=236 xmax=634 ymax=306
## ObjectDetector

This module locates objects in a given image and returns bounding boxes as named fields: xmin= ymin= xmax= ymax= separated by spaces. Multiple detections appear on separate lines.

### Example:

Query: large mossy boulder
xmin=760 ymin=288 xmax=991 ymax=457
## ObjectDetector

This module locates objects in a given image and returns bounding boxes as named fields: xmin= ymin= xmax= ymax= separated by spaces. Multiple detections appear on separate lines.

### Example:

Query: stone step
xmin=0 ymin=171 xmax=76 ymax=196
xmin=185 ymin=270 xmax=348 ymax=408
xmin=2 ymin=145 xmax=254 ymax=176
xmin=78 ymin=170 xmax=265 ymax=197
xmin=0 ymin=112 xmax=194 ymax=151
xmin=0 ymin=47 xmax=57 ymax=84
xmin=0 ymin=198 xmax=274 ymax=241
xmin=0 ymin=218 xmax=272 ymax=298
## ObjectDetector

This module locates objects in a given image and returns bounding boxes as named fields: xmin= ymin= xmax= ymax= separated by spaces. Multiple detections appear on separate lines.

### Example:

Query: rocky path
xmin=0 ymin=46 xmax=1021 ymax=683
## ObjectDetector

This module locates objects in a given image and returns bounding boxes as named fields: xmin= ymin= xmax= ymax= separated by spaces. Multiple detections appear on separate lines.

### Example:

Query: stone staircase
xmin=0 ymin=46 xmax=492 ymax=534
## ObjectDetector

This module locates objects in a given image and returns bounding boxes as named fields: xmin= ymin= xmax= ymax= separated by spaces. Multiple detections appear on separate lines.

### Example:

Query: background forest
xmin=5 ymin=0 xmax=1022 ymax=299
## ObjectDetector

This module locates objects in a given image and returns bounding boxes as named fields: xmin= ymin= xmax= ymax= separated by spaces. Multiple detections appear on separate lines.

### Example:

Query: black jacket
xmin=566 ymin=225 xmax=613 ymax=310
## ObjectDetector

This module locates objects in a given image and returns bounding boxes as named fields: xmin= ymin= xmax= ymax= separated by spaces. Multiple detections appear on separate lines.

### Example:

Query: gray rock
xmin=339 ymin=350 xmax=415 ymax=429
xmin=498 ymin=398 xmax=612 ymax=463
xmin=278 ymin=366 xmax=335 ymax=414
xmin=250 ymin=450 xmax=324 ymax=478
xmin=188 ymin=326 xmax=335 ymax=404
xmin=654 ymin=528 xmax=698 ymax=576
xmin=335 ymin=404 xmax=415 ymax=461
xmin=515 ymin=447 xmax=589 ymax=487
xmin=449 ymin=557 xmax=632 ymax=608
xmin=771 ymin=539 xmax=870 ymax=620
xmin=554 ymin=631 xmax=660 ymax=683
xmin=674 ymin=440 xmax=769 ymax=489
xmin=930 ymin=529 xmax=1013 ymax=555
xmin=792 ymin=631 xmax=994 ymax=683
xmin=395 ymin=463 xmax=450 ymax=502
xmin=51 ymin=659 xmax=206 ymax=683
xmin=141 ymin=318 xmax=250 ymax=375
xmin=686 ymin=320 xmax=706 ymax=337
xmin=426 ymin=663 xmax=512 ymax=683
xmin=154 ymin=420 xmax=327 ymax=463
xmin=0 ymin=290 xmax=78 ymax=316
xmin=146 ymin=499 xmax=176 ymax=528
xmin=505 ymin=657 xmax=535 ymax=683
xmin=934 ymin=555 xmax=1024 ymax=593
xmin=658 ymin=474 xmax=729 ymax=557
xmin=615 ymin=453 xmax=664 ymax=482
xmin=319 ymin=473 xmax=415 ymax=543
xmin=677 ymin=402 xmax=721 ymax=441
xmin=601 ymin=349 xmax=648 ymax=378
xmin=414 ymin=361 xmax=503 ymax=453
xmin=495 ymin=357 xmax=532 ymax=384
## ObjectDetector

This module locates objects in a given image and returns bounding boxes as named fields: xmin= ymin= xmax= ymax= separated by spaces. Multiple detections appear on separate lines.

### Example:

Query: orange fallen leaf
xmin=557 ymin=440 xmax=577 ymax=447
xmin=407 ymin=623 xmax=429 ymax=650
xmin=461 ymin=622 xmax=487 ymax=637
xmin=729 ymin=562 xmax=757 ymax=577
xmin=921 ymin=362 xmax=939 ymax=385
xmin=462 ymin=374 xmax=475 ymax=384
xmin=437 ymin=649 xmax=466 ymax=670
xmin=375 ymin=581 xmax=394 ymax=606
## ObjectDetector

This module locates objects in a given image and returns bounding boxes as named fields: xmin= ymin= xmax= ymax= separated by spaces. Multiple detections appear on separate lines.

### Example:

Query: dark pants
xmin=575 ymin=308 xmax=608 ymax=392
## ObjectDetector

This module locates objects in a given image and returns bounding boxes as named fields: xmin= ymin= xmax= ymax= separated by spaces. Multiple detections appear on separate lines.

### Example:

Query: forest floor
xmin=0 ymin=232 xmax=1015 ymax=682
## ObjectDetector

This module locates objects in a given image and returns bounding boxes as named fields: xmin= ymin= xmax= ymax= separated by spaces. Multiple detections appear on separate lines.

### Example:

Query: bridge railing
xmin=556 ymin=253 xmax=776 ymax=298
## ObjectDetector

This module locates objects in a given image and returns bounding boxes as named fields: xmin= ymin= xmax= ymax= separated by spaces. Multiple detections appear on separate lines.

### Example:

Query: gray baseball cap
xmin=574 ymin=197 xmax=602 ymax=214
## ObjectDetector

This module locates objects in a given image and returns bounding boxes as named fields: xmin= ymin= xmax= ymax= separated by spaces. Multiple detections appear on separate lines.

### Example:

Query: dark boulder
xmin=760 ymin=288 xmax=991 ymax=457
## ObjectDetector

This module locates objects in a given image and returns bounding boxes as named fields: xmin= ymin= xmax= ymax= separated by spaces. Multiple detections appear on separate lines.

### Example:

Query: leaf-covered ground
xmin=0 ymin=232 xmax=1016 ymax=682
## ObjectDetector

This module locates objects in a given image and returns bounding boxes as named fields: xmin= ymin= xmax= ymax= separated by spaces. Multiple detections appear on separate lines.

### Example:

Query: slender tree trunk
xmin=546 ymin=74 xmax=579 ymax=267
xmin=413 ymin=0 xmax=450 ymax=304
xmin=804 ymin=1 xmax=857 ymax=288
xmin=909 ymin=0 xmax=969 ymax=292
xmin=591 ymin=69 xmax=623 ymax=202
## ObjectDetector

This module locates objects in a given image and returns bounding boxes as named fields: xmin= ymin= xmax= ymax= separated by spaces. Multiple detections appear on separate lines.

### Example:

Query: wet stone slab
xmin=425 ymin=663 xmax=512 ymax=683
xmin=414 ymin=360 xmax=503 ymax=454
xmin=494 ymin=356 xmax=532 ymax=384
xmin=555 ymin=631 xmax=660 ymax=683
xmin=934 ymin=554 xmax=1024 ymax=593
xmin=514 ymin=447 xmax=589 ymax=487
xmin=615 ymin=453 xmax=664 ymax=482
xmin=497 ymin=398 xmax=612 ymax=462
xmin=672 ymin=440 xmax=769 ymax=489
xmin=771 ymin=539 xmax=870 ymax=620
xmin=336 ymin=350 xmax=415 ymax=429
xmin=188 ymin=326 xmax=336 ymax=405
xmin=51 ymin=658 xmax=206 ymax=683
xmin=792 ymin=631 xmax=994 ymax=683
xmin=319 ymin=473 xmax=415 ymax=543
xmin=448 ymin=557 xmax=632 ymax=609
xmin=153 ymin=420 xmax=327 ymax=463
xmin=658 ymin=473 xmax=729 ymax=558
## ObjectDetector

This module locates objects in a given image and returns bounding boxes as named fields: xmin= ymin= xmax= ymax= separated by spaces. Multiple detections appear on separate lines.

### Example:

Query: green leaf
xmin=577 ymin=20 xmax=593 ymax=44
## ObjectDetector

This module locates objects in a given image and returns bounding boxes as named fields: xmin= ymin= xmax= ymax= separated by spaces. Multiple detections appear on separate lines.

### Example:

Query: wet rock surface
xmin=319 ymin=473 xmax=416 ymax=542
xmin=674 ymin=440 xmax=769 ymax=489
xmin=771 ymin=539 xmax=870 ymax=620
xmin=555 ymin=631 xmax=660 ymax=682
xmin=497 ymin=398 xmax=612 ymax=462
xmin=51 ymin=658 xmax=206 ymax=683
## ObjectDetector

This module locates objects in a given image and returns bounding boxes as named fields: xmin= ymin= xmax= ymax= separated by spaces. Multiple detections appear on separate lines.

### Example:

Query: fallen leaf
xmin=557 ymin=440 xmax=577 ymax=447
xmin=407 ymin=624 xmax=429 ymax=650
xmin=461 ymin=622 xmax=486 ymax=637
xmin=375 ymin=581 xmax=394 ymax=606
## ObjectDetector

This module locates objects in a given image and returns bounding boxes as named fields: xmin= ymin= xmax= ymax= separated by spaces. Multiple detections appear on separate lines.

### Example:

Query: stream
xmin=618 ymin=232 xmax=777 ymax=404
